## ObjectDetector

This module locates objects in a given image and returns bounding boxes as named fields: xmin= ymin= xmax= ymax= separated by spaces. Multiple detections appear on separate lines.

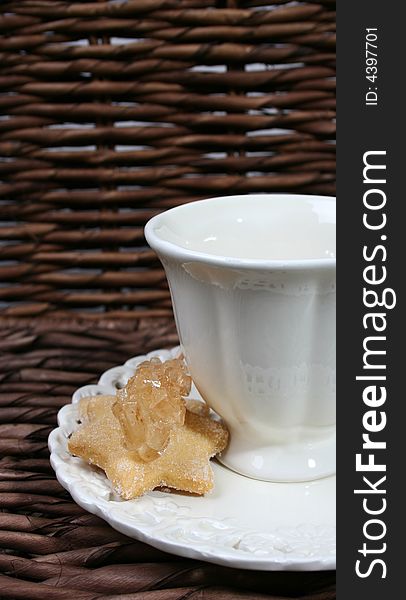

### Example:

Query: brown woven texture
xmin=1 ymin=2 xmax=336 ymax=595
xmin=0 ymin=0 xmax=336 ymax=319
xmin=0 ymin=318 xmax=336 ymax=599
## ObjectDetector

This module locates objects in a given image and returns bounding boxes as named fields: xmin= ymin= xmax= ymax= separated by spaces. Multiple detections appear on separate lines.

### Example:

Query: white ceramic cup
xmin=145 ymin=194 xmax=336 ymax=482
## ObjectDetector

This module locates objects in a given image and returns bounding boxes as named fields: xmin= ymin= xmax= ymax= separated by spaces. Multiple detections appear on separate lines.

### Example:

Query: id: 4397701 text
xmin=365 ymin=28 xmax=378 ymax=107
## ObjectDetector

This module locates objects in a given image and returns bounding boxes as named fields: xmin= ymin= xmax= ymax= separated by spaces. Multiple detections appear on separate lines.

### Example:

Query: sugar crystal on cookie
xmin=112 ymin=356 xmax=191 ymax=462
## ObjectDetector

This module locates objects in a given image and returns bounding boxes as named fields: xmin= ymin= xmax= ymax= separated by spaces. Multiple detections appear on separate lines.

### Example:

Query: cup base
xmin=217 ymin=431 xmax=336 ymax=483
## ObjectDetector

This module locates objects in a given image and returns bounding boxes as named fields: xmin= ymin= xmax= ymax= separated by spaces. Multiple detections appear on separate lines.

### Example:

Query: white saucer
xmin=48 ymin=346 xmax=336 ymax=571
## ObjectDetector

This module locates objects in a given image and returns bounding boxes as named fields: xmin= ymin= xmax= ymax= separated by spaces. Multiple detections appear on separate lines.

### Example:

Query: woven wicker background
xmin=1 ymin=2 xmax=336 ymax=596
xmin=0 ymin=0 xmax=336 ymax=320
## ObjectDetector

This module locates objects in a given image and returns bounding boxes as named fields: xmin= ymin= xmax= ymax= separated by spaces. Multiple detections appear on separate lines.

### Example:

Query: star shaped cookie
xmin=68 ymin=395 xmax=228 ymax=499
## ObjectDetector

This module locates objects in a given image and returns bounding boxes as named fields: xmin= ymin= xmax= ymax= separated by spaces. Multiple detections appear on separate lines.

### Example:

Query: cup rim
xmin=145 ymin=193 xmax=336 ymax=270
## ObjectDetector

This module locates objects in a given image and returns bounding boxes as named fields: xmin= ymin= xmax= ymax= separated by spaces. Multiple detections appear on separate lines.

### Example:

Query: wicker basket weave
xmin=0 ymin=0 xmax=336 ymax=320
